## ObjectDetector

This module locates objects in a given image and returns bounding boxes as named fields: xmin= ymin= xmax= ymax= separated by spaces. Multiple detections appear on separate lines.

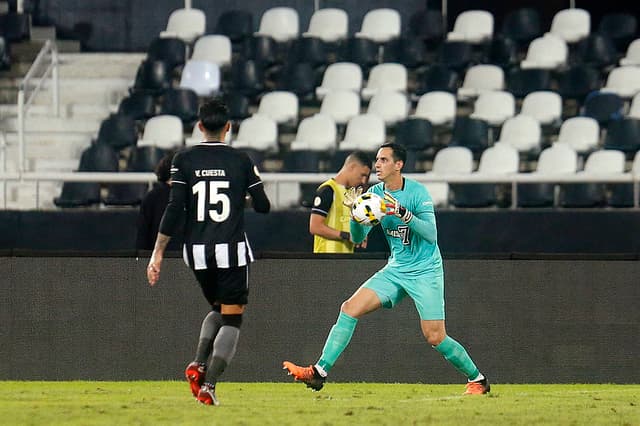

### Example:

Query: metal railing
xmin=17 ymin=40 xmax=60 ymax=173
xmin=0 ymin=171 xmax=638 ymax=210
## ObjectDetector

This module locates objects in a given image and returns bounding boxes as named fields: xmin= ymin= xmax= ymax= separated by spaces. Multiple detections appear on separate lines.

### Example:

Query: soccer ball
xmin=351 ymin=193 xmax=386 ymax=226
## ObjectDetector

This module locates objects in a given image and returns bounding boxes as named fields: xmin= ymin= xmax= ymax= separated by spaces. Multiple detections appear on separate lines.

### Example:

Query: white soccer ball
xmin=351 ymin=192 xmax=386 ymax=226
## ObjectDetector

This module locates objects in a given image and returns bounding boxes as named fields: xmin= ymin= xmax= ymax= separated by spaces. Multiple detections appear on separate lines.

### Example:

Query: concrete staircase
xmin=0 ymin=36 xmax=145 ymax=209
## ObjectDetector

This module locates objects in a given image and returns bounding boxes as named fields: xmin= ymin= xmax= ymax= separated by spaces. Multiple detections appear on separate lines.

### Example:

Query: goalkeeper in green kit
xmin=283 ymin=142 xmax=490 ymax=395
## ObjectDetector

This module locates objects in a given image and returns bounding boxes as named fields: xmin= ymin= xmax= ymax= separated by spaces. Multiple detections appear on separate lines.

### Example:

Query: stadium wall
xmin=1 ymin=210 xmax=640 ymax=255
xmin=1 ymin=256 xmax=638 ymax=383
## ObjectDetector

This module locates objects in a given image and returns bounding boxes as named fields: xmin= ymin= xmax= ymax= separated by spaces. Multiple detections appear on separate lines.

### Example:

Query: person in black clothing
xmin=146 ymin=98 xmax=271 ymax=406
xmin=135 ymin=150 xmax=180 ymax=251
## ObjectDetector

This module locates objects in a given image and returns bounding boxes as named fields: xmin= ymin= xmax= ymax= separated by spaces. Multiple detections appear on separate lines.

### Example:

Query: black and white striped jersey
xmin=160 ymin=141 xmax=269 ymax=269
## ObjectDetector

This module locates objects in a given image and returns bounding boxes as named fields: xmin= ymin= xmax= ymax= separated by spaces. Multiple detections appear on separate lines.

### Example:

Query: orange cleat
xmin=196 ymin=383 xmax=219 ymax=406
xmin=464 ymin=378 xmax=491 ymax=395
xmin=282 ymin=361 xmax=326 ymax=391
xmin=185 ymin=362 xmax=206 ymax=397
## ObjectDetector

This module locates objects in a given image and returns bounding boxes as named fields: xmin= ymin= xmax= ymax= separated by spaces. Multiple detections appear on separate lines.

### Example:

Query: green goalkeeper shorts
xmin=362 ymin=266 xmax=445 ymax=320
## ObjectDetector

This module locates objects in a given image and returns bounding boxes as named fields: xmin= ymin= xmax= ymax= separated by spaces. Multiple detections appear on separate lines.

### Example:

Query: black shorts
xmin=192 ymin=265 xmax=249 ymax=306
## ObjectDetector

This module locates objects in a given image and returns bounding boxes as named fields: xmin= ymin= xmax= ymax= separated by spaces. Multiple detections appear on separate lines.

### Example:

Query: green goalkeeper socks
xmin=317 ymin=311 xmax=358 ymax=374
xmin=434 ymin=335 xmax=480 ymax=380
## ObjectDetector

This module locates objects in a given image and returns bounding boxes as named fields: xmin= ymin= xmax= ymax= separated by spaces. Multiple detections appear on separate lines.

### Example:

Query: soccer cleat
xmin=185 ymin=362 xmax=206 ymax=397
xmin=463 ymin=377 xmax=491 ymax=395
xmin=282 ymin=361 xmax=326 ymax=391
xmin=196 ymin=383 xmax=220 ymax=406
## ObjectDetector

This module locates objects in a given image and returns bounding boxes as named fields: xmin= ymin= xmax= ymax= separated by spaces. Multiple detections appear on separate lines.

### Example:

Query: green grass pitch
xmin=1 ymin=382 xmax=638 ymax=425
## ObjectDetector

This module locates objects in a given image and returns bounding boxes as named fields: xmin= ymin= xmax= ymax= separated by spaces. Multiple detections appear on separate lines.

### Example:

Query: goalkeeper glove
xmin=384 ymin=191 xmax=413 ymax=223
xmin=343 ymin=186 xmax=363 ymax=208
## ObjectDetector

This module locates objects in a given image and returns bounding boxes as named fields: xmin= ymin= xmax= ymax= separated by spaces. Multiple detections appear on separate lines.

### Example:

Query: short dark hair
xmin=198 ymin=97 xmax=229 ymax=133
xmin=155 ymin=150 xmax=175 ymax=182
xmin=380 ymin=142 xmax=407 ymax=164
xmin=346 ymin=150 xmax=372 ymax=169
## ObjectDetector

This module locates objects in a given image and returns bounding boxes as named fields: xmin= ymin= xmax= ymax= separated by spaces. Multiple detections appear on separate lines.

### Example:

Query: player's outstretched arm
xmin=384 ymin=192 xmax=437 ymax=243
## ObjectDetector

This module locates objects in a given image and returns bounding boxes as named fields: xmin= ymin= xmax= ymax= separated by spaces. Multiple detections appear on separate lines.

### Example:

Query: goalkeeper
xmin=284 ymin=143 xmax=490 ymax=395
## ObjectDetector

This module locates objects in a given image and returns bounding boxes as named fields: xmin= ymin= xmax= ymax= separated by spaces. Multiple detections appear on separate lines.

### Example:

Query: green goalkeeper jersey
xmin=352 ymin=177 xmax=442 ymax=276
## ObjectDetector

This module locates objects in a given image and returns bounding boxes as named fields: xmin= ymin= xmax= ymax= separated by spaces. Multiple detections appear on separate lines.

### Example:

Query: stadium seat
xmin=54 ymin=143 xmax=119 ymax=208
xmin=547 ymin=8 xmax=591 ymax=44
xmin=287 ymin=114 xmax=337 ymax=179
xmin=581 ymin=91 xmax=624 ymax=126
xmin=601 ymin=66 xmax=640 ymax=98
xmin=366 ymin=91 xmax=409 ymax=127
xmin=229 ymin=60 xmax=265 ymax=99
xmin=447 ymin=10 xmax=494 ymax=44
xmin=361 ymin=63 xmax=407 ymax=100
xmin=216 ymin=10 xmax=253 ymax=45
xmin=470 ymin=90 xmax=516 ymax=126
xmin=457 ymin=64 xmax=504 ymax=100
xmin=414 ymin=65 xmax=460 ymax=95
xmin=339 ymin=37 xmax=379 ymax=74
xmin=436 ymin=40 xmax=475 ymax=71
xmin=393 ymin=118 xmax=434 ymax=171
xmin=160 ymin=8 xmax=206 ymax=44
xmin=517 ymin=143 xmax=578 ymax=207
xmin=520 ymin=91 xmax=563 ymax=127
xmin=158 ymin=88 xmax=199 ymax=125
xmin=191 ymin=35 xmax=232 ymax=68
xmin=413 ymin=91 xmax=456 ymax=127
xmin=137 ymin=115 xmax=184 ymax=149
xmin=0 ymin=12 xmax=30 ymax=42
xmin=339 ymin=114 xmax=386 ymax=152
xmin=423 ymin=146 xmax=474 ymax=206
xmin=355 ymin=8 xmax=401 ymax=43
xmin=131 ymin=59 xmax=172 ymax=96
xmin=408 ymin=9 xmax=445 ymax=48
xmin=609 ymin=151 xmax=640 ymax=207
xmin=382 ymin=37 xmax=428 ymax=69
xmin=501 ymin=8 xmax=542 ymax=46
xmin=575 ymin=33 xmax=617 ymax=69
xmin=303 ymin=8 xmax=348 ymax=43
xmin=507 ymin=68 xmax=552 ymax=98
xmin=256 ymin=91 xmax=299 ymax=129
xmin=255 ymin=7 xmax=299 ymax=43
xmin=316 ymin=62 xmax=362 ymax=100
xmin=147 ymin=37 xmax=186 ymax=71
xmin=619 ymin=39 xmax=640 ymax=66
xmin=557 ymin=65 xmax=601 ymax=105
xmin=520 ymin=34 xmax=568 ymax=70
xmin=495 ymin=114 xmax=542 ymax=157
xmin=597 ymin=13 xmax=637 ymax=53
xmin=448 ymin=116 xmax=490 ymax=156
xmin=450 ymin=144 xmax=519 ymax=207
xmin=96 ymin=113 xmax=138 ymax=150
xmin=0 ymin=36 xmax=11 ymax=71
xmin=118 ymin=93 xmax=156 ymax=122
xmin=289 ymin=114 xmax=337 ymax=152
xmin=555 ymin=116 xmax=600 ymax=154
xmin=179 ymin=60 xmax=221 ymax=97
xmin=224 ymin=92 xmax=251 ymax=122
xmin=559 ymin=149 xmax=625 ymax=207
xmin=232 ymin=114 xmax=279 ymax=152
xmin=319 ymin=90 xmax=360 ymax=125
xmin=486 ymin=36 xmax=519 ymax=70
xmin=104 ymin=146 xmax=167 ymax=206
xmin=276 ymin=62 xmax=318 ymax=103
xmin=602 ymin=117 xmax=640 ymax=154
xmin=290 ymin=37 xmax=330 ymax=69
xmin=242 ymin=35 xmax=280 ymax=69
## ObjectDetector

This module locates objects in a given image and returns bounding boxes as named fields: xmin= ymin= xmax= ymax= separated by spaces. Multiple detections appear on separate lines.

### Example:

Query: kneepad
xmin=221 ymin=314 xmax=243 ymax=329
